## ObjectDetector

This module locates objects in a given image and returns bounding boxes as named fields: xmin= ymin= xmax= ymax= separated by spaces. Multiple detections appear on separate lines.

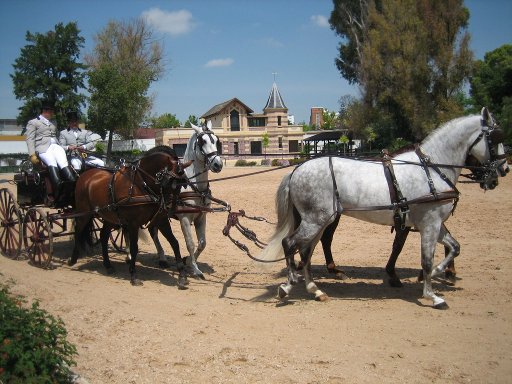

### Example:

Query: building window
xmin=289 ymin=140 xmax=299 ymax=152
xmin=250 ymin=141 xmax=262 ymax=154
xmin=233 ymin=142 xmax=239 ymax=155
xmin=278 ymin=137 xmax=283 ymax=149
xmin=248 ymin=117 xmax=265 ymax=127
xmin=277 ymin=116 xmax=281 ymax=126
xmin=230 ymin=110 xmax=240 ymax=131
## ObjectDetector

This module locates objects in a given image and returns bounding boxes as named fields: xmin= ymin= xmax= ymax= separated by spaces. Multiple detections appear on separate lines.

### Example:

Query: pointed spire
xmin=264 ymin=82 xmax=287 ymax=110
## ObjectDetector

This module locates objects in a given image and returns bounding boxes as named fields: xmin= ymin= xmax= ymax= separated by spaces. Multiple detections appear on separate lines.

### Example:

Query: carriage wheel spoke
xmin=23 ymin=208 xmax=52 ymax=268
xmin=0 ymin=189 xmax=21 ymax=259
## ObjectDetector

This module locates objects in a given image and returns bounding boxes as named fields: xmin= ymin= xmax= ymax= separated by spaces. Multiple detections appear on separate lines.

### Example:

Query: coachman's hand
xmin=30 ymin=154 xmax=41 ymax=166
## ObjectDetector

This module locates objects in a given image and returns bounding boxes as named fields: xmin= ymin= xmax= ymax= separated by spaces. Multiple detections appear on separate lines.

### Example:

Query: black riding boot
xmin=47 ymin=166 xmax=62 ymax=202
xmin=60 ymin=166 xmax=77 ymax=182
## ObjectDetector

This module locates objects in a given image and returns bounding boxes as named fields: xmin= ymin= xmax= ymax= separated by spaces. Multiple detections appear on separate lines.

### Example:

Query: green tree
xmin=322 ymin=110 xmax=339 ymax=130
xmin=184 ymin=115 xmax=199 ymax=128
xmin=86 ymin=18 xmax=164 ymax=160
xmin=262 ymin=131 xmax=270 ymax=158
xmin=151 ymin=113 xmax=181 ymax=128
xmin=470 ymin=45 xmax=512 ymax=115
xmin=330 ymin=0 xmax=473 ymax=144
xmin=363 ymin=125 xmax=377 ymax=151
xmin=339 ymin=134 xmax=349 ymax=154
xmin=11 ymin=22 xmax=87 ymax=129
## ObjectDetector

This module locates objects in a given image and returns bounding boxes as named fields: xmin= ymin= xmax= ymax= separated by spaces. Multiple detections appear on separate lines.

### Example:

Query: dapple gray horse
xmin=258 ymin=108 xmax=508 ymax=308
xmin=149 ymin=121 xmax=223 ymax=279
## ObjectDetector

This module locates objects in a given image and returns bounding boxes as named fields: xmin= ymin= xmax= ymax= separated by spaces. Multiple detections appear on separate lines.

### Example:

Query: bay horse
xmin=148 ymin=121 xmax=223 ymax=279
xmin=258 ymin=108 xmax=508 ymax=308
xmin=68 ymin=147 xmax=191 ymax=287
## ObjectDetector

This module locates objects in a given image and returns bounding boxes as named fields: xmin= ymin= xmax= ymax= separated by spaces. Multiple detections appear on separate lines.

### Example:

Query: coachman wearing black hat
xmin=25 ymin=100 xmax=76 ymax=203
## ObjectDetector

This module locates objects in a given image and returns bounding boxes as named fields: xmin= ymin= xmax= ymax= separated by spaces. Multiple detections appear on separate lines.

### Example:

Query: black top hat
xmin=66 ymin=111 xmax=79 ymax=121
xmin=41 ymin=100 xmax=55 ymax=111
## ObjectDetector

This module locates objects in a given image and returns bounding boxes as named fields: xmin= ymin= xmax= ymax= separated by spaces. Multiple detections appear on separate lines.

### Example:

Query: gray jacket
xmin=25 ymin=116 xmax=58 ymax=156
xmin=59 ymin=128 xmax=99 ymax=151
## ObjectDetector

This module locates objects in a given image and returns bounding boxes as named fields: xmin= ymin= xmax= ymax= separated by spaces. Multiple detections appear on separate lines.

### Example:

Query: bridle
xmin=465 ymin=117 xmax=508 ymax=189
xmin=194 ymin=127 xmax=221 ymax=170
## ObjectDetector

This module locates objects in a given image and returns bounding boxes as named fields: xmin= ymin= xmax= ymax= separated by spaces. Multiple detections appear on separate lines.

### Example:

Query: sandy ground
xmin=1 ymin=165 xmax=511 ymax=384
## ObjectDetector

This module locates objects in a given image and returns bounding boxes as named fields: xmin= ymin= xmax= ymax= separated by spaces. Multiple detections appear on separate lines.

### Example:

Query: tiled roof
xmin=201 ymin=98 xmax=254 ymax=118
xmin=264 ymin=82 xmax=287 ymax=110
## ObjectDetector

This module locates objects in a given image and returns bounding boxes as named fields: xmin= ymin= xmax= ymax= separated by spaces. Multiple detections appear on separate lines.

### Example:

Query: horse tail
xmin=74 ymin=215 xmax=94 ymax=255
xmin=257 ymin=173 xmax=295 ymax=262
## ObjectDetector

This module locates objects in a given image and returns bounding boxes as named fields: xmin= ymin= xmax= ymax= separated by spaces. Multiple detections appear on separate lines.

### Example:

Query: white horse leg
xmin=193 ymin=213 xmax=207 ymax=261
xmin=180 ymin=215 xmax=204 ymax=279
xmin=431 ymin=224 xmax=460 ymax=279
xmin=148 ymin=225 xmax=168 ymax=267
xmin=420 ymin=225 xmax=448 ymax=309
xmin=303 ymin=254 xmax=329 ymax=302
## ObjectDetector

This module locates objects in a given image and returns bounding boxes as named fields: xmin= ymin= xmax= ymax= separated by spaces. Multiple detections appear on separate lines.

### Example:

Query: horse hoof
xmin=278 ymin=286 xmax=288 ymax=300
xmin=177 ymin=283 xmax=188 ymax=290
xmin=125 ymin=256 xmax=131 ymax=264
xmin=434 ymin=301 xmax=449 ymax=310
xmin=131 ymin=279 xmax=143 ymax=286
xmin=197 ymin=273 xmax=205 ymax=280
xmin=158 ymin=260 xmax=170 ymax=269
xmin=315 ymin=294 xmax=330 ymax=302
xmin=67 ymin=257 xmax=77 ymax=267
xmin=388 ymin=277 xmax=403 ymax=288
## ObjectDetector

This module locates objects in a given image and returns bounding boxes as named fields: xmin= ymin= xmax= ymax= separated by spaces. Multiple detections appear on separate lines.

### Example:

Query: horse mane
xmin=145 ymin=145 xmax=178 ymax=160
xmin=183 ymin=131 xmax=198 ymax=162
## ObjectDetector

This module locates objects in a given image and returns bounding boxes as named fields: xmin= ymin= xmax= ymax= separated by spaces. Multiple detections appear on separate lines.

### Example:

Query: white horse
xmin=149 ymin=121 xmax=223 ymax=279
xmin=258 ymin=108 xmax=508 ymax=309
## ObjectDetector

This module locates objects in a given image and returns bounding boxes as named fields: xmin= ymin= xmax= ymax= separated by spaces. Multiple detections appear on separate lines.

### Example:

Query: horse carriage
xmin=0 ymin=156 xmax=128 ymax=269
xmin=0 ymin=122 xmax=228 ymax=290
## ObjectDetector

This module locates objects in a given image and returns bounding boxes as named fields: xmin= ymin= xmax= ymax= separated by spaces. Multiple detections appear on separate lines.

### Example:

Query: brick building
xmin=157 ymin=82 xmax=304 ymax=158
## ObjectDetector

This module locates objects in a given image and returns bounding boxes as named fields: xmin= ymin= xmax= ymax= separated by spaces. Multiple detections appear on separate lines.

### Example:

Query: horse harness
xmin=327 ymin=148 xmax=461 ymax=230
xmin=106 ymin=158 xmax=184 ymax=226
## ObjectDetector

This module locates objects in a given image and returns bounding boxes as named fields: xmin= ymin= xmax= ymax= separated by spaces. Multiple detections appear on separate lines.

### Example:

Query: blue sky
xmin=0 ymin=0 xmax=511 ymax=124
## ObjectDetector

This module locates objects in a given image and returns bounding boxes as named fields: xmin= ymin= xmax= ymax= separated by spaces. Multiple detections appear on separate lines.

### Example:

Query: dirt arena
xmin=1 ymin=165 xmax=511 ymax=383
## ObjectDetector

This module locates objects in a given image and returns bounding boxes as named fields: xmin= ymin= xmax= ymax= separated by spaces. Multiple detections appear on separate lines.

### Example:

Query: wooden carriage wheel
xmin=110 ymin=225 xmax=128 ymax=253
xmin=0 ymin=188 xmax=22 ymax=259
xmin=23 ymin=208 xmax=53 ymax=268
xmin=87 ymin=217 xmax=127 ymax=252
xmin=90 ymin=217 xmax=102 ymax=246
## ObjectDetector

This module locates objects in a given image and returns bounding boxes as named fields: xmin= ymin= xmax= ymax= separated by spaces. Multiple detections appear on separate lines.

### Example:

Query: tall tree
xmin=86 ymin=18 xmax=164 ymax=159
xmin=330 ymin=0 xmax=472 ymax=144
xmin=11 ymin=22 xmax=86 ymax=129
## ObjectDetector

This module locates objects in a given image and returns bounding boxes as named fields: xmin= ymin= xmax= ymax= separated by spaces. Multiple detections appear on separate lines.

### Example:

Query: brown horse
xmin=69 ymin=147 xmax=190 ymax=287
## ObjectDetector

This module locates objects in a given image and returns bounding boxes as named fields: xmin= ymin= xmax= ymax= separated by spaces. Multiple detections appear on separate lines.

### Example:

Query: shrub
xmin=235 ymin=159 xmax=257 ymax=166
xmin=260 ymin=159 xmax=272 ymax=166
xmin=0 ymin=281 xmax=77 ymax=383
xmin=271 ymin=159 xmax=290 ymax=166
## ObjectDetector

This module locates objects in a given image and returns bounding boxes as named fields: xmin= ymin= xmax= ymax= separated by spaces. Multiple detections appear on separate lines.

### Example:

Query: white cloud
xmin=204 ymin=58 xmax=234 ymax=68
xmin=142 ymin=8 xmax=195 ymax=36
xmin=311 ymin=15 xmax=329 ymax=28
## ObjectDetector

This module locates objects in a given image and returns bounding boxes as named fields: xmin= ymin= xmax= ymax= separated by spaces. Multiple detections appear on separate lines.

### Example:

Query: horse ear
xmin=207 ymin=120 xmax=212 ymax=130
xmin=481 ymin=107 xmax=493 ymax=126
xmin=190 ymin=123 xmax=202 ymax=134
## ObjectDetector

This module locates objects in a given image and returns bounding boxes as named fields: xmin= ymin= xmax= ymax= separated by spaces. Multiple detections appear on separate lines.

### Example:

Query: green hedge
xmin=0 ymin=280 xmax=77 ymax=383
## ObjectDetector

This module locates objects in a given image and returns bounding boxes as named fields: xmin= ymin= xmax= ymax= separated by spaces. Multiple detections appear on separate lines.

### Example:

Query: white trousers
xmin=70 ymin=156 xmax=105 ymax=170
xmin=39 ymin=143 xmax=69 ymax=168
